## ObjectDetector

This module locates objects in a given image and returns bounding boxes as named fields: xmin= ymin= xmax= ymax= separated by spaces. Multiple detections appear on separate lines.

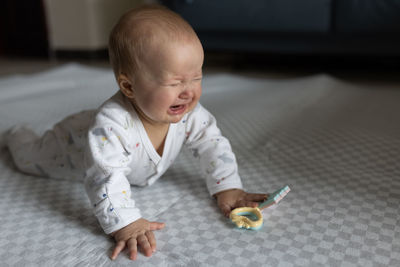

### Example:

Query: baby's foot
xmin=4 ymin=124 xmax=38 ymax=151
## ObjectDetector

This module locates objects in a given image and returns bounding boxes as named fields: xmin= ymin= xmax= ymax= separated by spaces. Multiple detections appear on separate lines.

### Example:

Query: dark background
xmin=0 ymin=0 xmax=48 ymax=57
xmin=1 ymin=0 xmax=400 ymax=73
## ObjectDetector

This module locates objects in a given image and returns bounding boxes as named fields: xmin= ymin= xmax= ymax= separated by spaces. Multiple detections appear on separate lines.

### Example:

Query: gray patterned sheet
xmin=0 ymin=64 xmax=399 ymax=266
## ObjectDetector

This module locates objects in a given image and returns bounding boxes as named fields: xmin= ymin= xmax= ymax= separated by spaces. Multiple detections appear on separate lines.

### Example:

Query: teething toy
xmin=229 ymin=206 xmax=264 ymax=230
xmin=229 ymin=185 xmax=290 ymax=230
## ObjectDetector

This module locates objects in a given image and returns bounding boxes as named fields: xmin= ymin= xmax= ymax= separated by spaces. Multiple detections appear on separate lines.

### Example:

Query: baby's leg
xmin=6 ymin=125 xmax=71 ymax=179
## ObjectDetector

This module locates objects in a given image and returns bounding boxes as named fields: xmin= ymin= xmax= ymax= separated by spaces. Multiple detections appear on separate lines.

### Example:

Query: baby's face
xmin=129 ymin=39 xmax=204 ymax=126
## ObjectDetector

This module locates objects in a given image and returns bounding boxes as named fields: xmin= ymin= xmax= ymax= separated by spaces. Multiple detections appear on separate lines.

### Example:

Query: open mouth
xmin=168 ymin=104 xmax=187 ymax=115
xmin=170 ymin=105 xmax=183 ymax=111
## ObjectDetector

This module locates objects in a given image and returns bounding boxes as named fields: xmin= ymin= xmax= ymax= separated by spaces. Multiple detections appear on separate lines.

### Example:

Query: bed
xmin=0 ymin=64 xmax=399 ymax=266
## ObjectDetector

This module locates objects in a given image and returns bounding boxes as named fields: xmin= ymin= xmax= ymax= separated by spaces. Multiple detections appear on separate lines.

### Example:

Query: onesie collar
xmin=130 ymin=109 xmax=176 ymax=166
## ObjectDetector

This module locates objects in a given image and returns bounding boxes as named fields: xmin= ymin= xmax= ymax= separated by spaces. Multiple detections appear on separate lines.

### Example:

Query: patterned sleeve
xmin=84 ymin=107 xmax=141 ymax=234
xmin=184 ymin=104 xmax=243 ymax=196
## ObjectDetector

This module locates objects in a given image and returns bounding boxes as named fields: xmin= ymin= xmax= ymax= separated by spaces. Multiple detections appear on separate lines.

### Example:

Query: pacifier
xmin=229 ymin=185 xmax=291 ymax=230
xmin=230 ymin=207 xmax=264 ymax=230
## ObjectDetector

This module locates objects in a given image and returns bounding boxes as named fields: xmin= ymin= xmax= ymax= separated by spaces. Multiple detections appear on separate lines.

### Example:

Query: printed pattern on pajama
xmin=7 ymin=91 xmax=243 ymax=234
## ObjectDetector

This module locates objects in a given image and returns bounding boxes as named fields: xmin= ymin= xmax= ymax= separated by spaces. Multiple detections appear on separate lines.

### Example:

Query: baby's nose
xmin=179 ymin=86 xmax=194 ymax=99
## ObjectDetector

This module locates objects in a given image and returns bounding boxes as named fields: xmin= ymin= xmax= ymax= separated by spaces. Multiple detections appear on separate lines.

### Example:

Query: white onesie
xmin=7 ymin=91 xmax=243 ymax=234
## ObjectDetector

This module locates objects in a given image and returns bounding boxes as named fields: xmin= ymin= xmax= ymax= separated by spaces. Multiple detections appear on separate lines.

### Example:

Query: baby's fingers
xmin=149 ymin=221 xmax=165 ymax=231
xmin=127 ymin=238 xmax=138 ymax=260
xmin=137 ymin=234 xmax=153 ymax=257
xmin=111 ymin=240 xmax=126 ymax=260
xmin=245 ymin=193 xmax=268 ymax=202
xmin=237 ymin=199 xmax=260 ymax=209
xmin=145 ymin=231 xmax=157 ymax=252
xmin=219 ymin=203 xmax=232 ymax=217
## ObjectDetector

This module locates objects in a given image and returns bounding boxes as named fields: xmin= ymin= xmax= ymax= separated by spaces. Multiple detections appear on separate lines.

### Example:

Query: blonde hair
xmin=108 ymin=4 xmax=198 ymax=80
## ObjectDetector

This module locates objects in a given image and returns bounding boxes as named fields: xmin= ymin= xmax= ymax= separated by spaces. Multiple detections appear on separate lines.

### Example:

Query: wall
xmin=43 ymin=0 xmax=146 ymax=51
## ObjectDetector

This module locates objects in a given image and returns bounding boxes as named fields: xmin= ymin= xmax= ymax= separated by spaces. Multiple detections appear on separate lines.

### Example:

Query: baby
xmin=6 ymin=4 xmax=267 ymax=261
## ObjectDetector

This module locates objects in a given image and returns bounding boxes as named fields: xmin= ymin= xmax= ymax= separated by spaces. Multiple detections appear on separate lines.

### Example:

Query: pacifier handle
xmin=258 ymin=185 xmax=291 ymax=211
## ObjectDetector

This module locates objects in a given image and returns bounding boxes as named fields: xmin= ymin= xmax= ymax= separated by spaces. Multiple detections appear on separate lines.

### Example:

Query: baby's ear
xmin=118 ymin=74 xmax=135 ymax=99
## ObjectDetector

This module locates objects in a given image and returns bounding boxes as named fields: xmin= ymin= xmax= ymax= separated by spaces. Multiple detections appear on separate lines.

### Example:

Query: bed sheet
xmin=0 ymin=64 xmax=399 ymax=266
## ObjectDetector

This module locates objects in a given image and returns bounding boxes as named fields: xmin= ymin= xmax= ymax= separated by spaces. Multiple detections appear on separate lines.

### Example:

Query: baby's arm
xmin=184 ymin=105 xmax=267 ymax=216
xmin=184 ymin=105 xmax=243 ymax=195
xmin=85 ymin=106 xmax=163 ymax=260
xmin=85 ymin=119 xmax=141 ymax=234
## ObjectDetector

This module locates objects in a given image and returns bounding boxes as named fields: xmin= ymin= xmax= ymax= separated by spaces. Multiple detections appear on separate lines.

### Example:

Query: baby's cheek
xmin=141 ymin=100 xmax=165 ymax=118
xmin=153 ymin=94 xmax=173 ymax=109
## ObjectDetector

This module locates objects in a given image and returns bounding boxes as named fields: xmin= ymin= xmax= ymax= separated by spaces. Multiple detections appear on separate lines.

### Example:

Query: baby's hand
xmin=110 ymin=218 xmax=165 ymax=260
xmin=214 ymin=189 xmax=268 ymax=217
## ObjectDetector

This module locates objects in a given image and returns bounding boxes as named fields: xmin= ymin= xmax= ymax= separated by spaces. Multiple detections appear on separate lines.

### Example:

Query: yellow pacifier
xmin=229 ymin=207 xmax=263 ymax=230
xmin=229 ymin=185 xmax=291 ymax=231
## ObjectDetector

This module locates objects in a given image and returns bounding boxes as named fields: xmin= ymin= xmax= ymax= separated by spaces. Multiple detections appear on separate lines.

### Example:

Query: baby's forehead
xmin=135 ymin=39 xmax=203 ymax=81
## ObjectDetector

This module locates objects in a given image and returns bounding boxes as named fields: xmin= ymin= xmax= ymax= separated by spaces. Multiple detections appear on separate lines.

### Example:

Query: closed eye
xmin=166 ymin=77 xmax=202 ymax=86
xmin=168 ymin=82 xmax=181 ymax=87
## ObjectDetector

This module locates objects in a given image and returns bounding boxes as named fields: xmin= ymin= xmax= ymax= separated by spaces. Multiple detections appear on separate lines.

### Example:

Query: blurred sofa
xmin=162 ymin=0 xmax=400 ymax=56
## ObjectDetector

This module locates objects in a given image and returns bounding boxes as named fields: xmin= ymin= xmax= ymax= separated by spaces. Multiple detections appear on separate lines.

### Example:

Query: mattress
xmin=0 ymin=64 xmax=399 ymax=266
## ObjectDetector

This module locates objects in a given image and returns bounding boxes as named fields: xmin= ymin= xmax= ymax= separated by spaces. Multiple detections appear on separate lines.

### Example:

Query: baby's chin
xmin=168 ymin=109 xmax=192 ymax=124
xmin=168 ymin=113 xmax=187 ymax=124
